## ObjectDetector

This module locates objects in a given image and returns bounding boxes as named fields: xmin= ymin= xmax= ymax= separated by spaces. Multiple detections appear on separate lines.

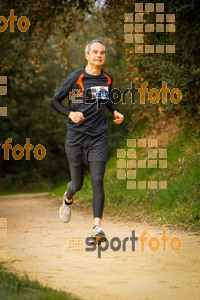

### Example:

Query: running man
xmin=50 ymin=40 xmax=124 ymax=244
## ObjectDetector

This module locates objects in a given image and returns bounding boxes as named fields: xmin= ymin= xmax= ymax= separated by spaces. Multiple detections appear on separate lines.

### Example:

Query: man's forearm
xmin=106 ymin=100 xmax=119 ymax=114
xmin=50 ymin=96 xmax=70 ymax=117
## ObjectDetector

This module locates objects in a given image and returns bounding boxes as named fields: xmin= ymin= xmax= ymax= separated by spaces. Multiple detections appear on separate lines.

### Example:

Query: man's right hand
xmin=68 ymin=111 xmax=85 ymax=123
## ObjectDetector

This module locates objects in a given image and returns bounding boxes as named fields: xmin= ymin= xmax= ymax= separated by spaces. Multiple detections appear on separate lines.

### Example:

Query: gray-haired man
xmin=50 ymin=40 xmax=124 ymax=244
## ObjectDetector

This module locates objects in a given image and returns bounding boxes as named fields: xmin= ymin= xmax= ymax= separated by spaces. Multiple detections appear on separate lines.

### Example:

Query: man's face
xmin=85 ymin=42 xmax=106 ymax=67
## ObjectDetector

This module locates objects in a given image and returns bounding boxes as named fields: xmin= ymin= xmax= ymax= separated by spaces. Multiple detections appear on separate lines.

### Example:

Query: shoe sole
xmin=59 ymin=205 xmax=71 ymax=223
xmin=97 ymin=235 xmax=107 ymax=245
xmin=87 ymin=232 xmax=107 ymax=245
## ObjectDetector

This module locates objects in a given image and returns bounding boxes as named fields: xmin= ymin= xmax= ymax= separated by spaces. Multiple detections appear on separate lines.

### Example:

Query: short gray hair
xmin=85 ymin=40 xmax=107 ymax=54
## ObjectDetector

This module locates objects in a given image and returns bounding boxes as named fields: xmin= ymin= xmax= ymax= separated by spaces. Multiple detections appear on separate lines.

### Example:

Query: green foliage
xmin=53 ymin=126 xmax=200 ymax=230
xmin=0 ymin=263 xmax=79 ymax=300
xmin=0 ymin=6 xmax=130 ymax=190
xmin=0 ymin=0 xmax=93 ymax=73
xmin=1 ymin=0 xmax=199 ymax=220
xmin=0 ymin=34 xmax=72 ymax=190
xmin=121 ymin=0 xmax=200 ymax=118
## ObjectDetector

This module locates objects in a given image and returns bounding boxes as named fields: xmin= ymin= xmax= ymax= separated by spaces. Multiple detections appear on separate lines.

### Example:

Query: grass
xmin=52 ymin=126 xmax=200 ymax=231
xmin=0 ymin=190 xmax=47 ymax=196
xmin=0 ymin=263 xmax=80 ymax=300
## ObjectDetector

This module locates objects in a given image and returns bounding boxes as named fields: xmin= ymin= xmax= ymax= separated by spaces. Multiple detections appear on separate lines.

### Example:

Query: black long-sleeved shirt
xmin=50 ymin=66 xmax=119 ymax=136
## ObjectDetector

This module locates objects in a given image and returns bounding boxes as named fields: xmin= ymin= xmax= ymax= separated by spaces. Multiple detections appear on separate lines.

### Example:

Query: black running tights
xmin=66 ymin=161 xmax=106 ymax=219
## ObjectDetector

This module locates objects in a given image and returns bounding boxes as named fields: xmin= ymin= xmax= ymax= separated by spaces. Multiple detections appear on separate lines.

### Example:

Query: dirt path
xmin=0 ymin=194 xmax=199 ymax=300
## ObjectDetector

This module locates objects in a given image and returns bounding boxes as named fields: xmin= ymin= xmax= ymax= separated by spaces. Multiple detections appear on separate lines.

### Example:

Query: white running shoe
xmin=59 ymin=191 xmax=72 ymax=223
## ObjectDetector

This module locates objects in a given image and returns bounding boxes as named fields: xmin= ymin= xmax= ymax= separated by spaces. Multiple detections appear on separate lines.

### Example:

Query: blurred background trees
xmin=0 ymin=0 xmax=199 ymax=190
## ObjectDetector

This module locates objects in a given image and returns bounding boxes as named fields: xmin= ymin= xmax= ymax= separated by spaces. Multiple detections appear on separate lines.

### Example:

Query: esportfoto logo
xmin=69 ymin=81 xmax=182 ymax=107
xmin=68 ymin=230 xmax=182 ymax=258
xmin=124 ymin=3 xmax=176 ymax=53
xmin=0 ymin=9 xmax=30 ymax=32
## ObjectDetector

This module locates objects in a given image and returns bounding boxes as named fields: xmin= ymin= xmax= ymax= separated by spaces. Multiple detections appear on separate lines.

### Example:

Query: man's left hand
xmin=113 ymin=111 xmax=124 ymax=124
